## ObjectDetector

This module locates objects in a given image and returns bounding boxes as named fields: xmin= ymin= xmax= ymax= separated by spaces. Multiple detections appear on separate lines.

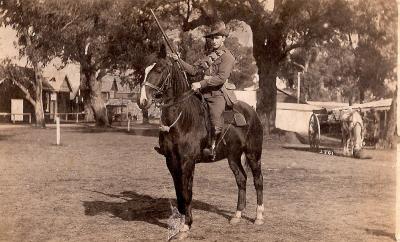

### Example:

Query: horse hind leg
xmin=227 ymin=152 xmax=247 ymax=225
xmin=244 ymin=151 xmax=264 ymax=225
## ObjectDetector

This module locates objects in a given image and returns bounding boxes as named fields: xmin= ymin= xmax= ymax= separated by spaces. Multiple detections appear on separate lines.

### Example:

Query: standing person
xmin=170 ymin=21 xmax=237 ymax=157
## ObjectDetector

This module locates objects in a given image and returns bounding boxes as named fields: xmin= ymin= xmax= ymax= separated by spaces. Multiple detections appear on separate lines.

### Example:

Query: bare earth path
xmin=0 ymin=125 xmax=396 ymax=241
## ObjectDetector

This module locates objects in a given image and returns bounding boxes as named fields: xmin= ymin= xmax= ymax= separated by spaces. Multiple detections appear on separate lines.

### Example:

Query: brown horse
xmin=139 ymin=47 xmax=264 ymax=239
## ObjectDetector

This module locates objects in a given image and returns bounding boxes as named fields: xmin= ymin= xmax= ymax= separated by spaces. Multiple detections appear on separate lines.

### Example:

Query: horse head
xmin=139 ymin=44 xmax=188 ymax=109
xmin=138 ymin=45 xmax=170 ymax=109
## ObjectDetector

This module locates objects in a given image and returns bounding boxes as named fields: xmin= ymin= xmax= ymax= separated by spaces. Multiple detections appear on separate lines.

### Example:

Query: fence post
xmin=28 ymin=113 xmax=31 ymax=124
xmin=76 ymin=113 xmax=79 ymax=123
xmin=128 ymin=118 xmax=130 ymax=132
xmin=56 ymin=117 xmax=60 ymax=145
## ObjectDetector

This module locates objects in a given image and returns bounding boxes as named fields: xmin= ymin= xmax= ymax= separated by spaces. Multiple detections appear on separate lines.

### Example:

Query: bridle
xmin=142 ymin=63 xmax=194 ymax=108
xmin=143 ymin=67 xmax=172 ymax=105
xmin=142 ymin=61 xmax=194 ymax=133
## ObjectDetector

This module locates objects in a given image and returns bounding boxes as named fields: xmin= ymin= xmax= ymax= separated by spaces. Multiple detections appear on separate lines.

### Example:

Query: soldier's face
xmin=209 ymin=35 xmax=226 ymax=49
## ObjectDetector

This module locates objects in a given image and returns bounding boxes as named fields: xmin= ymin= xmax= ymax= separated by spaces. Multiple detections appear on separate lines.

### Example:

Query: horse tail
xmin=235 ymin=101 xmax=263 ymax=162
xmin=247 ymin=106 xmax=263 ymax=158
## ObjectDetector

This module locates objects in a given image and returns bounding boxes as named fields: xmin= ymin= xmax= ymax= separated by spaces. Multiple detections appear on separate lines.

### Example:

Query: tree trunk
xmin=33 ymin=62 xmax=45 ymax=128
xmin=23 ymin=30 xmax=45 ymax=127
xmin=377 ymin=89 xmax=397 ymax=148
xmin=348 ymin=92 xmax=353 ymax=106
xmin=142 ymin=108 xmax=149 ymax=124
xmin=79 ymin=66 xmax=94 ymax=122
xmin=87 ymin=71 xmax=109 ymax=127
xmin=359 ymin=85 xmax=365 ymax=103
xmin=254 ymin=56 xmax=279 ymax=137
xmin=83 ymin=92 xmax=94 ymax=122
xmin=250 ymin=11 xmax=285 ymax=138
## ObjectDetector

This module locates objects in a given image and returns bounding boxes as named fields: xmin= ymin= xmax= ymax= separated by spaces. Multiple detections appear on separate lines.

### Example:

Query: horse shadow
xmin=82 ymin=190 xmax=252 ymax=229
xmin=0 ymin=134 xmax=14 ymax=141
xmin=67 ymin=125 xmax=159 ymax=137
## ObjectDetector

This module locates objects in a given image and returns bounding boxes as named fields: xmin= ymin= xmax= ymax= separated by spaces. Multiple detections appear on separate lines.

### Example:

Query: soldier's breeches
xmin=206 ymin=95 xmax=225 ymax=134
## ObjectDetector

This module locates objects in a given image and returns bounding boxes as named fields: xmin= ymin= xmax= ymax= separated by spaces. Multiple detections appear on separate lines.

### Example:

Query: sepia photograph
xmin=0 ymin=0 xmax=397 ymax=241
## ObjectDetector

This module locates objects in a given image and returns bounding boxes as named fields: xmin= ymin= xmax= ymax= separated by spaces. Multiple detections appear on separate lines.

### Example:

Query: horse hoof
xmin=170 ymin=231 xmax=189 ymax=240
xmin=254 ymin=218 xmax=264 ymax=225
xmin=230 ymin=217 xmax=241 ymax=225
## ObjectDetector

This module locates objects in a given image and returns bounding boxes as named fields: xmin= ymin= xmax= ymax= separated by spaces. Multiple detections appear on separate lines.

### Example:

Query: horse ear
xmin=158 ymin=44 xmax=167 ymax=59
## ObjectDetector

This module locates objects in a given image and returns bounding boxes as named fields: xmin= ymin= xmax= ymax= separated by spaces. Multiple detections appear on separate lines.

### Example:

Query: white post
xmin=128 ymin=119 xmax=131 ymax=132
xmin=297 ymin=72 xmax=301 ymax=103
xmin=56 ymin=117 xmax=60 ymax=145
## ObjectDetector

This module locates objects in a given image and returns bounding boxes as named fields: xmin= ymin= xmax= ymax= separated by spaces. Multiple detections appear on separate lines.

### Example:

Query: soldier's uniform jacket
xmin=179 ymin=46 xmax=237 ymax=105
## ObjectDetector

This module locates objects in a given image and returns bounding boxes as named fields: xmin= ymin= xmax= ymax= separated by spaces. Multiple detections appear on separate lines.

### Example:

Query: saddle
xmin=222 ymin=109 xmax=247 ymax=126
xmin=196 ymin=92 xmax=247 ymax=128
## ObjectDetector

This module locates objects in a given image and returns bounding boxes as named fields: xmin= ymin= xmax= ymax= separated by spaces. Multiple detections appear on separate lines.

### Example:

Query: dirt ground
xmin=0 ymin=124 xmax=396 ymax=242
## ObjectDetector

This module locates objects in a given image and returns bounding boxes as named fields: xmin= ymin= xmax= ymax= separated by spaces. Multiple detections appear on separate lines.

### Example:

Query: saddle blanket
xmin=222 ymin=110 xmax=247 ymax=126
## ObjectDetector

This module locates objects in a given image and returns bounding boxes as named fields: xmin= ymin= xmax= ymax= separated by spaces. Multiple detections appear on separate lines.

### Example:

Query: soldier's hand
xmin=168 ymin=53 xmax=180 ymax=61
xmin=191 ymin=82 xmax=201 ymax=91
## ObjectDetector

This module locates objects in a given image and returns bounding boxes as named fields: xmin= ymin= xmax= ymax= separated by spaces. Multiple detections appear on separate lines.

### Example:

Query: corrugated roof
xmin=306 ymin=101 xmax=349 ymax=110
xmin=277 ymin=102 xmax=323 ymax=111
xmin=354 ymin=99 xmax=392 ymax=109
xmin=332 ymin=99 xmax=392 ymax=111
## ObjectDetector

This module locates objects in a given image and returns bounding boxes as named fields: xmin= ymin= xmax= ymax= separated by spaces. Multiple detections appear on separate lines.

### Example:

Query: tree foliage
xmin=0 ymin=0 xmax=396 ymax=133
xmin=0 ymin=58 xmax=36 ymax=106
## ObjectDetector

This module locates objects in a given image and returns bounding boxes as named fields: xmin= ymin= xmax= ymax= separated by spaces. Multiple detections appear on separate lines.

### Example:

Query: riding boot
xmin=203 ymin=131 xmax=221 ymax=160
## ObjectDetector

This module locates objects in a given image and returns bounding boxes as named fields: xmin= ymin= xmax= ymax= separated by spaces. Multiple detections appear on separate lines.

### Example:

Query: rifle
xmin=150 ymin=9 xmax=178 ymax=57
xmin=150 ymin=9 xmax=188 ymax=82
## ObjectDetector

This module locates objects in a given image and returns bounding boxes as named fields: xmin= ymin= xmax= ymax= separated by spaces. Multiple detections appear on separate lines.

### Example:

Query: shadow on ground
xmin=364 ymin=228 xmax=396 ymax=241
xmin=282 ymin=145 xmax=372 ymax=160
xmin=0 ymin=134 xmax=14 ymax=141
xmin=282 ymin=145 xmax=344 ymax=158
xmin=66 ymin=125 xmax=159 ymax=137
xmin=82 ymin=190 xmax=253 ymax=229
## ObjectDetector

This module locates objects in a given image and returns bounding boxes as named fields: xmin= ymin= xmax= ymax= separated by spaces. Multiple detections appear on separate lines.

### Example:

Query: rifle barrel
xmin=150 ymin=9 xmax=177 ymax=55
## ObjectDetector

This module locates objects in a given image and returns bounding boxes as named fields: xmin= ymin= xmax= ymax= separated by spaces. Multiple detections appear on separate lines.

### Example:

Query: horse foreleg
xmin=228 ymin=153 xmax=247 ymax=225
xmin=245 ymin=152 xmax=264 ymax=225
xmin=182 ymin=160 xmax=195 ymax=230
xmin=168 ymin=159 xmax=195 ymax=240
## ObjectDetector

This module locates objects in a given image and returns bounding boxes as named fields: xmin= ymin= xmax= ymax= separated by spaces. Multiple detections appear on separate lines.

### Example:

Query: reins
xmin=160 ymin=111 xmax=183 ymax=132
xmin=161 ymin=90 xmax=195 ymax=108
xmin=143 ymin=62 xmax=197 ymax=133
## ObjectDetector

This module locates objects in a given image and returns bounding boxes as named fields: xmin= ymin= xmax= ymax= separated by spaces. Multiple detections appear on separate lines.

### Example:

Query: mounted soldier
xmin=169 ymin=21 xmax=237 ymax=158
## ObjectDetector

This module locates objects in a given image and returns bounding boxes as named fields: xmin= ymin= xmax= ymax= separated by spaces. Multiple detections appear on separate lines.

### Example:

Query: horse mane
xmin=170 ymin=60 xmax=190 ymax=97
xmin=167 ymin=59 xmax=208 ymax=133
